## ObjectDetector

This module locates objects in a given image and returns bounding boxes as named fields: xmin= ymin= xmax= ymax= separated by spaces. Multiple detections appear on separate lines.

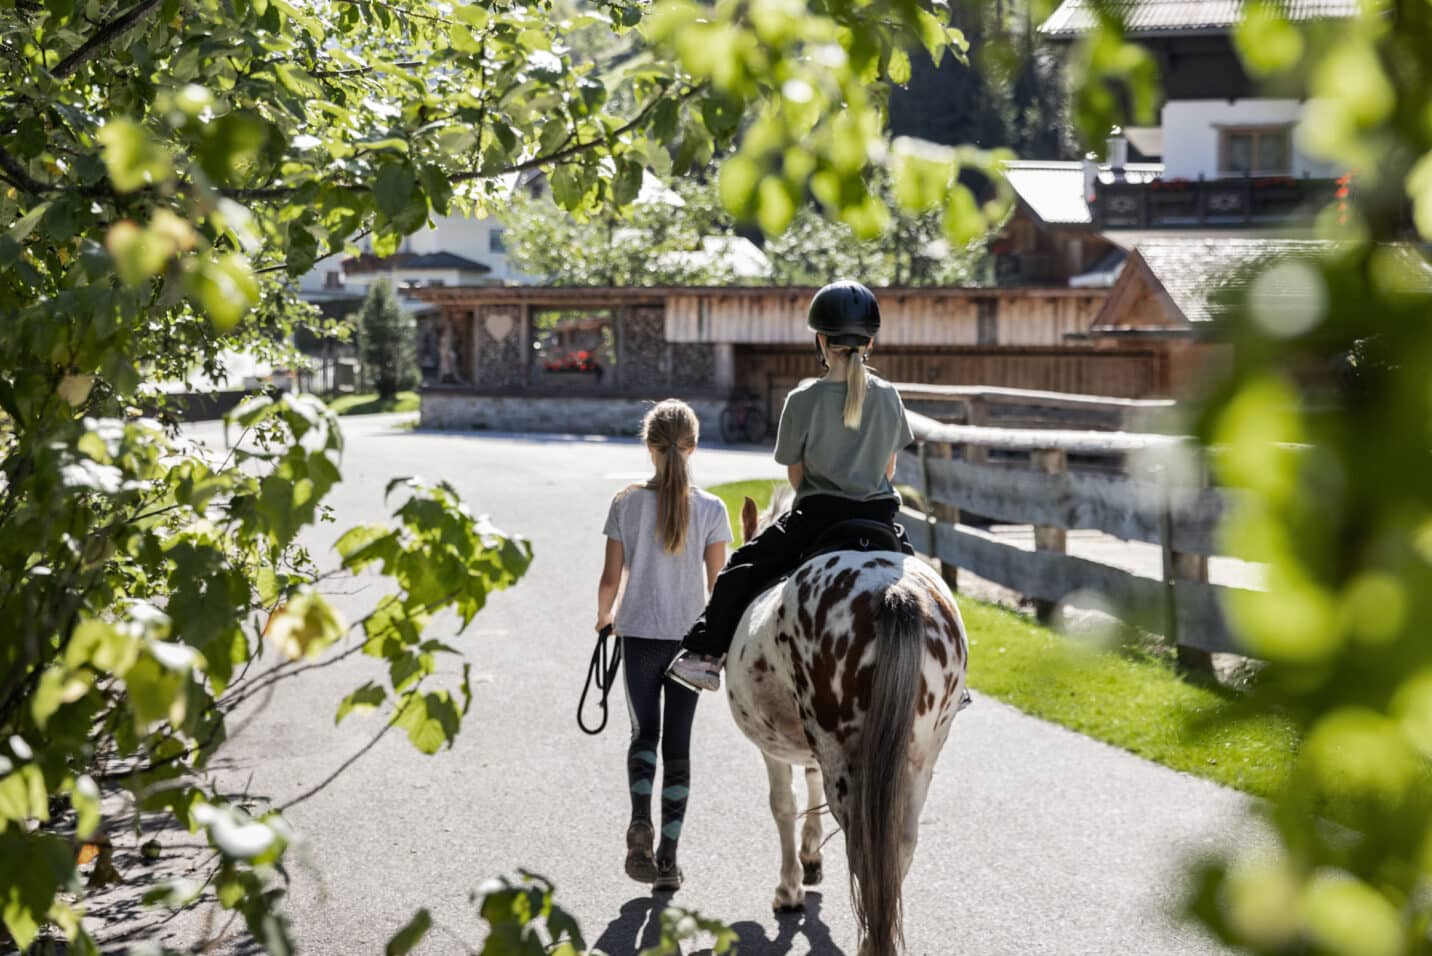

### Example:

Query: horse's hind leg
xmin=762 ymin=754 xmax=805 ymax=912
xmin=799 ymin=765 xmax=824 ymax=885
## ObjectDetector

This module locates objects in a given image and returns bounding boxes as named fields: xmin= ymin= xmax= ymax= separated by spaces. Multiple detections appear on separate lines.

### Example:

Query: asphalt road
xmin=151 ymin=413 xmax=1255 ymax=956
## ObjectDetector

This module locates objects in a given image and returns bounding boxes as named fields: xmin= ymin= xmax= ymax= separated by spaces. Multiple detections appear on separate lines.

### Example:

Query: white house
xmin=993 ymin=0 xmax=1357 ymax=291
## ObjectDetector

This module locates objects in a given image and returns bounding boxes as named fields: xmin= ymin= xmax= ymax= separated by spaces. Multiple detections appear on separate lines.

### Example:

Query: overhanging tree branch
xmin=52 ymin=0 xmax=165 ymax=79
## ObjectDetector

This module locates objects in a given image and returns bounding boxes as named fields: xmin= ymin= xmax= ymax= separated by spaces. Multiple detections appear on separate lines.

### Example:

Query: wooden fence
xmin=894 ymin=410 xmax=1255 ymax=664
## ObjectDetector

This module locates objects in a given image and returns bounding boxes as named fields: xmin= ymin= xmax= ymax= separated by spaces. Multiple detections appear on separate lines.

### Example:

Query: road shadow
xmin=697 ymin=891 xmax=847 ymax=956
xmin=591 ymin=895 xmax=666 ymax=955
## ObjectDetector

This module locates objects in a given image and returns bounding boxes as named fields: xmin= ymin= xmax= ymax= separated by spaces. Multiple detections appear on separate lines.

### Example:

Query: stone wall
xmin=420 ymin=393 xmax=728 ymax=438
xmin=619 ymin=306 xmax=668 ymax=388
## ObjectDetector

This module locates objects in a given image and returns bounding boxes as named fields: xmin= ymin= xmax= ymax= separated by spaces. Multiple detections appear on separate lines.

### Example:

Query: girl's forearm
xmin=597 ymin=579 xmax=619 ymax=624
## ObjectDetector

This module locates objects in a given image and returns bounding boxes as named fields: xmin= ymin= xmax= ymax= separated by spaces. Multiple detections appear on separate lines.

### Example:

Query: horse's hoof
xmin=802 ymin=861 xmax=823 ymax=886
xmin=772 ymin=889 xmax=805 ymax=913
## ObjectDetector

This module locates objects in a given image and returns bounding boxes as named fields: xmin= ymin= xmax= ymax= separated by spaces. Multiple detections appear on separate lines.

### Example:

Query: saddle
xmin=799 ymin=518 xmax=912 ymax=565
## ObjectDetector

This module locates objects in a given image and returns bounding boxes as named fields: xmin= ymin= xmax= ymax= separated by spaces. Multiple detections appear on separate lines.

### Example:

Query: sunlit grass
xmin=326 ymin=391 xmax=420 ymax=416
xmin=705 ymin=478 xmax=1299 ymax=798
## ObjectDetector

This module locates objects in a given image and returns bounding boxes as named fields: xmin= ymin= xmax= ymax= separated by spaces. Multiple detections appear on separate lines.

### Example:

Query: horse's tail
xmin=848 ymin=583 xmax=924 ymax=956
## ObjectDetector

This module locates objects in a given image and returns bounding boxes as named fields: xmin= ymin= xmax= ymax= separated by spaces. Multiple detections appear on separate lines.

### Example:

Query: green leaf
xmin=891 ymin=137 xmax=954 ymax=213
xmin=887 ymin=47 xmax=912 ymax=85
xmin=375 ymin=164 xmax=417 ymax=219
xmin=0 ymin=831 xmax=73 ymax=951
xmin=336 ymin=682 xmax=386 ymax=724
xmin=612 ymin=158 xmax=644 ymax=206
xmin=1234 ymin=2 xmax=1304 ymax=76
xmin=123 ymin=654 xmax=187 ymax=727
xmin=266 ymin=590 xmax=347 ymax=660
xmin=363 ymin=595 xmax=428 ymax=655
xmin=942 ymin=183 xmax=984 ymax=246
xmin=394 ymin=691 xmax=460 ymax=754
xmin=7 ymin=202 xmax=51 ymax=244
xmin=0 ymin=765 xmax=49 ymax=824
xmin=70 ymin=774 xmax=100 ymax=839
xmin=756 ymin=175 xmax=797 ymax=235
xmin=385 ymin=907 xmax=432 ymax=955
xmin=718 ymin=154 xmax=761 ymax=217
xmin=97 ymin=118 xmax=173 ymax=192
xmin=451 ymin=22 xmax=482 ymax=53
xmin=335 ymin=524 xmax=394 ymax=566
xmin=197 ymin=111 xmax=271 ymax=185
xmin=186 ymin=253 xmax=259 ymax=333
xmin=914 ymin=8 xmax=950 ymax=63
xmin=455 ymin=4 xmax=487 ymax=27
xmin=550 ymin=167 xmax=586 ymax=210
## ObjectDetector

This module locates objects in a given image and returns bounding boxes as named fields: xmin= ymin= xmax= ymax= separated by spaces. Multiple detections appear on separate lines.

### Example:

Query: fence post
xmin=1161 ymin=464 xmax=1214 ymax=675
xmin=1031 ymin=447 xmax=1067 ymax=624
xmin=920 ymin=441 xmax=960 ymax=593
xmin=964 ymin=396 xmax=989 ymax=465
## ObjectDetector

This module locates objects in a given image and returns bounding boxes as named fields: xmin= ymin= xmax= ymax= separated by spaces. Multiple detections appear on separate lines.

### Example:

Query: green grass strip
xmin=326 ymin=391 xmax=420 ymax=416
xmin=705 ymin=478 xmax=1298 ymax=799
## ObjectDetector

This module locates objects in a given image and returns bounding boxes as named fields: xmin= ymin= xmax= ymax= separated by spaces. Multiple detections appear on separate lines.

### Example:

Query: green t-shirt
xmin=773 ymin=373 xmax=915 ymax=505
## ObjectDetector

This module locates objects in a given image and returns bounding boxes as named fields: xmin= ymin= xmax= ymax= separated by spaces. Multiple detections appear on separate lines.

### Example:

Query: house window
xmin=489 ymin=228 xmax=506 ymax=253
xmin=1220 ymin=126 xmax=1292 ymax=176
xmin=323 ymin=271 xmax=342 ymax=289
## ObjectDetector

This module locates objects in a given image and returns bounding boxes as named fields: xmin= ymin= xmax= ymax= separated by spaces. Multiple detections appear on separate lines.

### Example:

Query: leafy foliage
xmin=357 ymin=279 xmax=419 ymax=400
xmin=504 ymin=168 xmax=990 ymax=287
xmin=1069 ymin=3 xmax=1432 ymax=953
xmin=0 ymin=0 xmax=1013 ymax=947
xmin=502 ymin=177 xmax=741 ymax=286
xmin=0 ymin=391 xmax=531 ymax=951
xmin=397 ymin=872 xmax=737 ymax=956
xmin=889 ymin=1 xmax=1077 ymax=162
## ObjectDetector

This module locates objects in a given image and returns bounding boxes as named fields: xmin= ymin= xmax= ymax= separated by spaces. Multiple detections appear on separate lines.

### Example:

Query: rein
xmin=577 ymin=625 xmax=623 ymax=735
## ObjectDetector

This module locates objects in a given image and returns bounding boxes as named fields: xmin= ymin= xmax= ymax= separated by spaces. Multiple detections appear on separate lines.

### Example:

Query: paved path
xmin=151 ymin=414 xmax=1254 ymax=955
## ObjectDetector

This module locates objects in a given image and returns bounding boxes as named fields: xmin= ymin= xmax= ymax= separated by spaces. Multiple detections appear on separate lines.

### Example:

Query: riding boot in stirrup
xmin=666 ymin=650 xmax=721 ymax=692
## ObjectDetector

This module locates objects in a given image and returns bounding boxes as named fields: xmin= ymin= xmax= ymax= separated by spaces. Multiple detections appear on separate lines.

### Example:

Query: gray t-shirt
xmin=773 ymin=373 xmax=915 ymax=504
xmin=603 ymin=486 xmax=732 ymax=641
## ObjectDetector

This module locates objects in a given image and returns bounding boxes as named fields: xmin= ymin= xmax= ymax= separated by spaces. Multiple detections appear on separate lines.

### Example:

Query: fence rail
xmin=897 ymin=411 xmax=1254 ymax=661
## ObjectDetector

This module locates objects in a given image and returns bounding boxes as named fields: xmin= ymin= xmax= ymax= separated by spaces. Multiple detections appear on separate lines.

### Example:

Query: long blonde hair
xmin=641 ymin=399 xmax=699 ymax=553
xmin=821 ymin=339 xmax=869 ymax=429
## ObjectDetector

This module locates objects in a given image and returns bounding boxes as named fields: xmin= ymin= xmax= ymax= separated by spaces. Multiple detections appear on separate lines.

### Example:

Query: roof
xmin=1040 ymin=0 xmax=1359 ymax=38
xmin=1133 ymin=238 xmax=1329 ymax=323
xmin=343 ymin=251 xmax=492 ymax=274
xmin=404 ymin=252 xmax=491 ymax=271
xmin=1091 ymin=238 xmax=1432 ymax=330
xmin=1003 ymin=160 xmax=1163 ymax=226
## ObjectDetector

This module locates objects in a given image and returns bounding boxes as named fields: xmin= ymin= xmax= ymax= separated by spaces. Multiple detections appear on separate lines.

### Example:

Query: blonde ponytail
xmin=821 ymin=339 xmax=868 ymax=429
xmin=641 ymin=399 xmax=699 ymax=553
xmin=842 ymin=347 xmax=867 ymax=428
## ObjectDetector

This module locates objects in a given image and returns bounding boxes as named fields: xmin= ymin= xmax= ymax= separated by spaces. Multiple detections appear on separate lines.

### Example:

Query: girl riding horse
xmin=668 ymin=279 xmax=913 ymax=693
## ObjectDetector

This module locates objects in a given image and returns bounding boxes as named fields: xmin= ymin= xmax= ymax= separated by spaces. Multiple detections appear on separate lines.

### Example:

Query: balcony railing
xmin=1093 ymin=176 xmax=1339 ymax=229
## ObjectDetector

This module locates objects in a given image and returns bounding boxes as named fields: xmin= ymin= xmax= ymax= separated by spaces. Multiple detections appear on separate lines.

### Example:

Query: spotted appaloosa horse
xmin=726 ymin=490 xmax=970 ymax=956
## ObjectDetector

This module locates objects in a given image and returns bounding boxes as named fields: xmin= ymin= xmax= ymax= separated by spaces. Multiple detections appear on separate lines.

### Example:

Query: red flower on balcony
xmin=543 ymin=349 xmax=601 ymax=373
xmin=1336 ymin=170 xmax=1356 ymax=224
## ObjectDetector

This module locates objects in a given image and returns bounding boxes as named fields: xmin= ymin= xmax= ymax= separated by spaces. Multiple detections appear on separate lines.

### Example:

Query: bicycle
xmin=720 ymin=395 xmax=769 ymax=444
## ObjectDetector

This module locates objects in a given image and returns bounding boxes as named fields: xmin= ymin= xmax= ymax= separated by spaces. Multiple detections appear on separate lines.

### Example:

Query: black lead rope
xmin=578 ymin=625 xmax=623 ymax=735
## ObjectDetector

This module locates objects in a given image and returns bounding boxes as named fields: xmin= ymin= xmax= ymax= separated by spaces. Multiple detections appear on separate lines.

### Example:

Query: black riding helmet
xmin=807 ymin=280 xmax=880 ymax=349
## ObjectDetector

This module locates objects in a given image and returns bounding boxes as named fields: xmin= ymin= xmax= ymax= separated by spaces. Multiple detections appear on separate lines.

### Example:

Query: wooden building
xmin=409 ymin=284 xmax=1203 ymax=435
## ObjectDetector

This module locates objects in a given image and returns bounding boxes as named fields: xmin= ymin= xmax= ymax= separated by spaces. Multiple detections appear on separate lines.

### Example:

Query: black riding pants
xmin=622 ymin=637 xmax=697 ymax=862
xmin=681 ymin=493 xmax=905 ymax=658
